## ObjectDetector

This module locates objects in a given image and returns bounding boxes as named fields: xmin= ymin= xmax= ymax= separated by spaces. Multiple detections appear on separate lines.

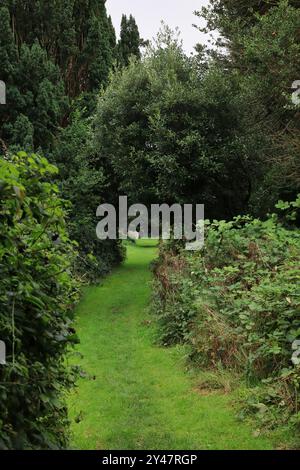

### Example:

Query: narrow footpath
xmin=68 ymin=244 xmax=274 ymax=450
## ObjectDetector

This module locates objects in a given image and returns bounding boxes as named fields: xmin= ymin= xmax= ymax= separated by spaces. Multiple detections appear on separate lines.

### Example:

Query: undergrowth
xmin=152 ymin=197 xmax=300 ymax=438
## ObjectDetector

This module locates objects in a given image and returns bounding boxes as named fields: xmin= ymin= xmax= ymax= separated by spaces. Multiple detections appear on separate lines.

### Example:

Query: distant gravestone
xmin=128 ymin=230 xmax=140 ymax=241
xmin=0 ymin=80 xmax=6 ymax=105
xmin=0 ymin=341 xmax=6 ymax=365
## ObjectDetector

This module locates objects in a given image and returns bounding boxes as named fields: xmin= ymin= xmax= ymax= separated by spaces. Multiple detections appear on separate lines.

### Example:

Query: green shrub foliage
xmin=95 ymin=32 xmax=251 ymax=219
xmin=152 ymin=199 xmax=300 ymax=426
xmin=0 ymin=152 xmax=79 ymax=449
xmin=0 ymin=0 xmax=131 ymax=279
xmin=197 ymin=0 xmax=300 ymax=214
xmin=51 ymin=110 xmax=125 ymax=281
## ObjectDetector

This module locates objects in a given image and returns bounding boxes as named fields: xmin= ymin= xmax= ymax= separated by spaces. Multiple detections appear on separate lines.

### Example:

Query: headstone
xmin=0 ymin=80 xmax=6 ymax=105
xmin=0 ymin=341 xmax=6 ymax=365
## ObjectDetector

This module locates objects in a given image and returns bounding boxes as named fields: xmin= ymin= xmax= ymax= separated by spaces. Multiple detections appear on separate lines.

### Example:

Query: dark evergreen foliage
xmin=117 ymin=14 xmax=142 ymax=67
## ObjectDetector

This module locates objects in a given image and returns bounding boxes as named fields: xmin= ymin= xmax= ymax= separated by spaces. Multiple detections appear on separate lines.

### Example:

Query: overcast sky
xmin=106 ymin=0 xmax=212 ymax=54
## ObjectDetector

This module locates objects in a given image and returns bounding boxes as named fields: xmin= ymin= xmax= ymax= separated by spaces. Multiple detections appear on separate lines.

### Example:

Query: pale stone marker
xmin=0 ymin=340 xmax=6 ymax=365
xmin=0 ymin=80 xmax=6 ymax=105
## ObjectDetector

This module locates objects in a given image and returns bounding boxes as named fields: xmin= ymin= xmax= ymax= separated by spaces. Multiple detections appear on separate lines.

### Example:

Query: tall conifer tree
xmin=117 ymin=14 xmax=141 ymax=67
xmin=0 ymin=0 xmax=118 ymax=149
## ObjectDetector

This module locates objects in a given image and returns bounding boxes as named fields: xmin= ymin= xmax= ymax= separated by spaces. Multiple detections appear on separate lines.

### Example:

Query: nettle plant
xmin=153 ymin=198 xmax=300 ymax=427
xmin=0 ymin=152 xmax=79 ymax=449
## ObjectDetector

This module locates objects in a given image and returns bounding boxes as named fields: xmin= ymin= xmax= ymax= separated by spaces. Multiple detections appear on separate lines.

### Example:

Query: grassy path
xmin=68 ymin=244 xmax=275 ymax=450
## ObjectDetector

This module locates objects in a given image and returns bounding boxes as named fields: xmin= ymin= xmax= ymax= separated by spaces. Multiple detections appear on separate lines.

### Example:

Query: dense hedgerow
xmin=152 ymin=200 xmax=300 ymax=427
xmin=51 ymin=110 xmax=125 ymax=282
xmin=0 ymin=152 xmax=79 ymax=449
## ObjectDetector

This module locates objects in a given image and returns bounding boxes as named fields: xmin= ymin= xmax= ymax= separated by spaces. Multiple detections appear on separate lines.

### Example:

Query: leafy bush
xmin=152 ymin=200 xmax=300 ymax=426
xmin=0 ymin=152 xmax=79 ymax=449
xmin=198 ymin=1 xmax=300 ymax=215
xmin=94 ymin=30 xmax=252 ymax=219
xmin=51 ymin=110 xmax=125 ymax=281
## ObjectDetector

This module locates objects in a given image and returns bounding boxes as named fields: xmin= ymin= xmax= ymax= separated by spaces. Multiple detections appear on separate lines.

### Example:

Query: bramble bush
xmin=0 ymin=152 xmax=79 ymax=449
xmin=152 ymin=198 xmax=300 ymax=428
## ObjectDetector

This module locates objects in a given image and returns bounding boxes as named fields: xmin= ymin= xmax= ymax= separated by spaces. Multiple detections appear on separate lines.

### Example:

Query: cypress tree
xmin=0 ymin=6 xmax=66 ymax=150
xmin=0 ymin=0 xmax=118 ymax=149
xmin=118 ymin=14 xmax=141 ymax=67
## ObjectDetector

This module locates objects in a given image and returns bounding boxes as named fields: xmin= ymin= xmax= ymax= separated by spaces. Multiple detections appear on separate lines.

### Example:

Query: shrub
xmin=94 ymin=32 xmax=252 ymax=219
xmin=51 ymin=110 xmax=125 ymax=282
xmin=152 ymin=200 xmax=300 ymax=426
xmin=0 ymin=152 xmax=79 ymax=449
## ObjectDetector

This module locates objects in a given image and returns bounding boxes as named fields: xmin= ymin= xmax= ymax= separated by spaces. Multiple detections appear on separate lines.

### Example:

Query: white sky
xmin=106 ymin=0 xmax=212 ymax=54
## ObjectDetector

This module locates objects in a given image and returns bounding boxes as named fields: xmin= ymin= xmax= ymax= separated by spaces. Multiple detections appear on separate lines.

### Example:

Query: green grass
xmin=135 ymin=238 xmax=159 ymax=248
xmin=68 ymin=244 xmax=279 ymax=450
